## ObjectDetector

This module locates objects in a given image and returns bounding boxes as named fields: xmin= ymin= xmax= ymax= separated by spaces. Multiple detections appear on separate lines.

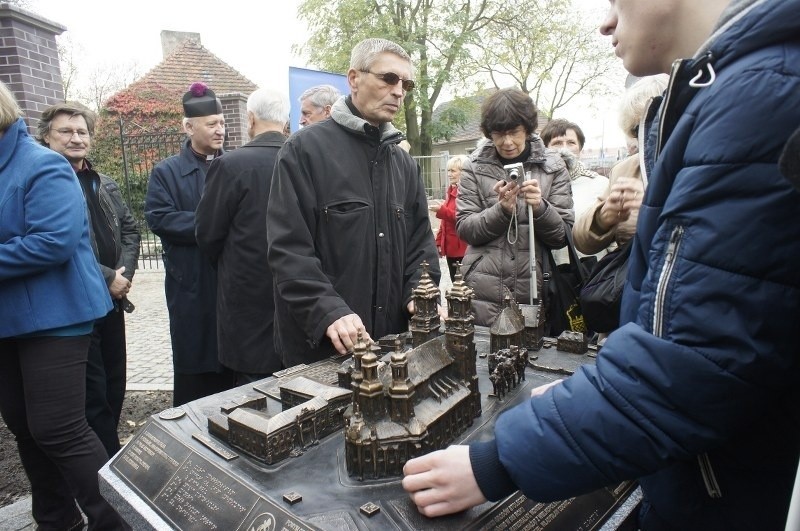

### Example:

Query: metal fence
xmin=116 ymin=119 xmax=451 ymax=270
xmin=417 ymin=153 xmax=452 ymax=200
xmin=118 ymin=119 xmax=185 ymax=269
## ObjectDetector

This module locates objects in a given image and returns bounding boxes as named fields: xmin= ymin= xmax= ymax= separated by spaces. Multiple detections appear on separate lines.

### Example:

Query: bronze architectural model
xmin=205 ymin=262 xmax=481 ymax=478
xmin=489 ymin=289 xmax=545 ymax=352
xmin=207 ymin=375 xmax=351 ymax=464
xmin=342 ymin=263 xmax=481 ymax=480
xmin=487 ymin=345 xmax=528 ymax=401
xmin=557 ymin=330 xmax=589 ymax=354
xmin=204 ymin=261 xmax=592 ymax=472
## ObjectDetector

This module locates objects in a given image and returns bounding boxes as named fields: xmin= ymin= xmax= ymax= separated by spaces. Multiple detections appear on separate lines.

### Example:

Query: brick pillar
xmin=219 ymin=92 xmax=248 ymax=151
xmin=0 ymin=3 xmax=66 ymax=130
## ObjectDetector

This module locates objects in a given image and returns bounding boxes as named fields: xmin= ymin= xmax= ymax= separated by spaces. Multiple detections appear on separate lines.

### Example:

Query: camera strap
xmin=506 ymin=202 xmax=519 ymax=245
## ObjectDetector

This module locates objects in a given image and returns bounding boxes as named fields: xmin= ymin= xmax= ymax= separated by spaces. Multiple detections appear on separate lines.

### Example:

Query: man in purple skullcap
xmin=145 ymin=82 xmax=233 ymax=406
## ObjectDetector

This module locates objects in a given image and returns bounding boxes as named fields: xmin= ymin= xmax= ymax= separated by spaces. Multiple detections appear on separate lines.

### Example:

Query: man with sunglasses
xmin=267 ymin=38 xmax=439 ymax=367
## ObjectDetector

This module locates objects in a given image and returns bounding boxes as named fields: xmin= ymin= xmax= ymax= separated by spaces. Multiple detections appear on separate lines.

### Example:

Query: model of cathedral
xmin=342 ymin=262 xmax=481 ymax=480
xmin=489 ymin=289 xmax=544 ymax=352
xmin=203 ymin=262 xmax=481 ymax=475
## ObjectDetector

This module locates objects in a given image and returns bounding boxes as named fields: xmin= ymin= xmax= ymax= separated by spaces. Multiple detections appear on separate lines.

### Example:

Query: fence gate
xmin=413 ymin=153 xmax=451 ymax=200
xmin=118 ymin=118 xmax=185 ymax=269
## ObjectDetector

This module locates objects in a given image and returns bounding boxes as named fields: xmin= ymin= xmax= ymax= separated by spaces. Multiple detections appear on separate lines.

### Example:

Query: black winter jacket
xmin=80 ymin=162 xmax=140 ymax=311
xmin=267 ymin=98 xmax=440 ymax=367
xmin=145 ymin=140 xmax=221 ymax=374
xmin=196 ymin=131 xmax=285 ymax=375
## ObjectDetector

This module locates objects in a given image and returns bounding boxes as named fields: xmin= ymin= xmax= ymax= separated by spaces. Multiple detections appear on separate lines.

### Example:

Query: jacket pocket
xmin=460 ymin=253 xmax=485 ymax=282
xmin=318 ymin=199 xmax=372 ymax=277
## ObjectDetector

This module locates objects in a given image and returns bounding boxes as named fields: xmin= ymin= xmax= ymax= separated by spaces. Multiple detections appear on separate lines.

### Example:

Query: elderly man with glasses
xmin=298 ymin=84 xmax=341 ymax=127
xmin=37 ymin=102 xmax=140 ymax=458
xmin=267 ymin=37 xmax=439 ymax=367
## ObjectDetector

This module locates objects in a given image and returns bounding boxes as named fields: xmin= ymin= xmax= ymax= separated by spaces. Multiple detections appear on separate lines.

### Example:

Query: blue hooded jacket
xmin=470 ymin=1 xmax=800 ymax=528
xmin=0 ymin=119 xmax=112 ymax=337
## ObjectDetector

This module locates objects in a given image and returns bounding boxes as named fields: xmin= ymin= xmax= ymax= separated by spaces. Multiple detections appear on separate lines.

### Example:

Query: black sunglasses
xmin=361 ymin=70 xmax=415 ymax=91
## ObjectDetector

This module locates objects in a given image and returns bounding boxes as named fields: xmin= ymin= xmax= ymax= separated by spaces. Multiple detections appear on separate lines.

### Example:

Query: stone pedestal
xmin=100 ymin=329 xmax=640 ymax=530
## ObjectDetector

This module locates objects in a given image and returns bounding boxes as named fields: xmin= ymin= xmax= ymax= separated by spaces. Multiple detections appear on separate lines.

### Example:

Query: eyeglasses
xmin=361 ymin=70 xmax=415 ymax=91
xmin=52 ymin=128 xmax=90 ymax=140
xmin=490 ymin=127 xmax=526 ymax=142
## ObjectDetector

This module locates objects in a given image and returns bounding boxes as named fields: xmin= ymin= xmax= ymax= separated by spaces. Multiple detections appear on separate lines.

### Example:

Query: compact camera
xmin=503 ymin=162 xmax=525 ymax=182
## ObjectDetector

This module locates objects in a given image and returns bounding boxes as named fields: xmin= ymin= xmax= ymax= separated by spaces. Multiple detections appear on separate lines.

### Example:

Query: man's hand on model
xmin=402 ymin=445 xmax=487 ymax=517
xmin=326 ymin=313 xmax=370 ymax=355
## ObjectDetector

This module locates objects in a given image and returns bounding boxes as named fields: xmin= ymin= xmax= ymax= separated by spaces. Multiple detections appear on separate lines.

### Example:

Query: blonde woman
xmin=573 ymin=75 xmax=668 ymax=255
xmin=429 ymin=154 xmax=469 ymax=280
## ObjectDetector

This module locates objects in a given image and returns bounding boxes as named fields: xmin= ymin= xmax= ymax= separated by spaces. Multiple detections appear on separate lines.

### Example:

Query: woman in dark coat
xmin=455 ymin=88 xmax=573 ymax=327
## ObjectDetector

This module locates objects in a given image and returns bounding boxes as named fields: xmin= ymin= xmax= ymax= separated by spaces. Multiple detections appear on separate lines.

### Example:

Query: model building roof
xmin=281 ymin=376 xmax=351 ymax=401
xmin=229 ymin=396 xmax=329 ymax=433
xmin=378 ymin=336 xmax=452 ymax=388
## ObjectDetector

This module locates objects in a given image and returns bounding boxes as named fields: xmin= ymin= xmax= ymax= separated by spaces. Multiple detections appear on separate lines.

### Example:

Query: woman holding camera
xmin=456 ymin=88 xmax=573 ymax=327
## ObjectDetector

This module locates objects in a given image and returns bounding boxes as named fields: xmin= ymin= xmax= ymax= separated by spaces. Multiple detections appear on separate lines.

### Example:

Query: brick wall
xmin=220 ymin=92 xmax=248 ymax=151
xmin=0 ymin=4 xmax=65 ymax=130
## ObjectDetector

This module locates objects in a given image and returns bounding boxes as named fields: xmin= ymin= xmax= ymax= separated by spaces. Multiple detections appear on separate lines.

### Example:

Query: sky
xmin=30 ymin=0 xmax=308 ymax=93
xmin=28 ymin=0 xmax=626 ymax=153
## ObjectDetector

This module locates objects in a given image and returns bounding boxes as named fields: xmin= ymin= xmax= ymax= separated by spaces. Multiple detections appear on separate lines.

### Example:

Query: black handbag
xmin=542 ymin=227 xmax=589 ymax=336
xmin=579 ymin=239 xmax=633 ymax=333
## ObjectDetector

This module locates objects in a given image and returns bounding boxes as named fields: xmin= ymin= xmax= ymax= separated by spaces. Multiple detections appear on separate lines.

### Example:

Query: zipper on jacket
xmin=697 ymin=453 xmax=722 ymax=498
xmin=652 ymin=225 xmax=723 ymax=499
xmin=656 ymin=53 xmax=714 ymax=162
xmin=655 ymin=59 xmax=684 ymax=161
xmin=652 ymin=225 xmax=683 ymax=336
xmin=637 ymin=105 xmax=651 ymax=190
xmin=323 ymin=207 xmax=328 ymax=222
xmin=462 ymin=255 xmax=484 ymax=281
xmin=99 ymin=189 xmax=121 ymax=263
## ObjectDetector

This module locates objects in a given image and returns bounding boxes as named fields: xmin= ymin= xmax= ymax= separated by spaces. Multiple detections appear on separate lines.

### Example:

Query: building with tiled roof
xmin=121 ymin=33 xmax=257 ymax=99
xmin=104 ymin=31 xmax=258 ymax=149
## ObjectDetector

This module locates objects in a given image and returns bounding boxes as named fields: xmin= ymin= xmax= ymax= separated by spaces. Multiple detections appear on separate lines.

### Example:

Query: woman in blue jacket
xmin=0 ymin=82 xmax=127 ymax=529
xmin=403 ymin=1 xmax=800 ymax=528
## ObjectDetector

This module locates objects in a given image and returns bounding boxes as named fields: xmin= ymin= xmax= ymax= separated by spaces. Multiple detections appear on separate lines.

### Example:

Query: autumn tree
xmin=468 ymin=0 xmax=620 ymax=119
xmin=57 ymin=36 xmax=141 ymax=111
xmin=89 ymin=81 xmax=185 ymax=219
xmin=295 ymin=0 xmax=511 ymax=156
